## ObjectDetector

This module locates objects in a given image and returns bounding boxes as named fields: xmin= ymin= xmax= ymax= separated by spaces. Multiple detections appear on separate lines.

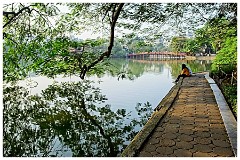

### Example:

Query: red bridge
xmin=127 ymin=52 xmax=186 ymax=60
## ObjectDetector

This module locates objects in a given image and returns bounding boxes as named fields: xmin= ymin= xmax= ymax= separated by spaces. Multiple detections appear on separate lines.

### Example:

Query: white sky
xmin=2 ymin=0 xmax=238 ymax=40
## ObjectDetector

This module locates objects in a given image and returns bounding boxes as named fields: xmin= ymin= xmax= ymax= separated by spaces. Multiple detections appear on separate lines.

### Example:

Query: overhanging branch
xmin=79 ymin=3 xmax=124 ymax=79
xmin=3 ymin=5 xmax=36 ymax=28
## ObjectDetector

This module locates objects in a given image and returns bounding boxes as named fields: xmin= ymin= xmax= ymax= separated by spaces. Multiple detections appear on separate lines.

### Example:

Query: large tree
xmin=3 ymin=3 xmax=237 ymax=81
xmin=170 ymin=36 xmax=188 ymax=53
xmin=3 ymin=3 xmax=124 ymax=81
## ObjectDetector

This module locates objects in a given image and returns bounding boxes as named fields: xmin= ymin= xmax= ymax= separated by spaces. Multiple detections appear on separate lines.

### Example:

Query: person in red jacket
xmin=175 ymin=64 xmax=191 ymax=82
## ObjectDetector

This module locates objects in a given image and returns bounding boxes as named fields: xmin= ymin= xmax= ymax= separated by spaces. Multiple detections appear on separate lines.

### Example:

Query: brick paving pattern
xmin=137 ymin=73 xmax=234 ymax=157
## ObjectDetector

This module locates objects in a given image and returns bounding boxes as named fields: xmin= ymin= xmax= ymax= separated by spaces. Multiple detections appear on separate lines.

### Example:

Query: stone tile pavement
xmin=137 ymin=73 xmax=235 ymax=157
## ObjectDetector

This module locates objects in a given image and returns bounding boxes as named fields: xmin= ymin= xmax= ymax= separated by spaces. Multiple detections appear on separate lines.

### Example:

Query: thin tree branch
xmin=3 ymin=11 xmax=15 ymax=16
xmin=102 ymin=3 xmax=113 ymax=22
xmin=3 ymin=6 xmax=31 ymax=28
xmin=79 ymin=3 xmax=124 ymax=79
xmin=3 ymin=32 xmax=18 ymax=45
xmin=3 ymin=4 xmax=37 ymax=28
xmin=79 ymin=99 xmax=116 ymax=156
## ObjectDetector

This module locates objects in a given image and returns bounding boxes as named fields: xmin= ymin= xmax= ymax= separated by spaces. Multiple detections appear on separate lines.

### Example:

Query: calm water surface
xmin=21 ymin=59 xmax=211 ymax=115
xmin=4 ymin=59 xmax=212 ymax=157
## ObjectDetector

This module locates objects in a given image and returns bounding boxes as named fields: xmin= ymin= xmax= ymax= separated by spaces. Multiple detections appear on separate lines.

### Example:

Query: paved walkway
xmin=136 ymin=73 xmax=235 ymax=157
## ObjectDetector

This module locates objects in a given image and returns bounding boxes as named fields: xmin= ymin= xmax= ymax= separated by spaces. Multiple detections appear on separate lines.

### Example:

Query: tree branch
xmin=3 ymin=5 xmax=36 ymax=28
xmin=3 ymin=32 xmax=18 ymax=45
xmin=102 ymin=3 xmax=113 ymax=22
xmin=80 ymin=99 xmax=116 ymax=156
xmin=80 ymin=3 xmax=124 ymax=79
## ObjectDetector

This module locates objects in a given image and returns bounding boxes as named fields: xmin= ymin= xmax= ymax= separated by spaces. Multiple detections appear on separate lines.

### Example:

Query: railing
xmin=127 ymin=52 xmax=186 ymax=60
xmin=216 ymin=64 xmax=237 ymax=85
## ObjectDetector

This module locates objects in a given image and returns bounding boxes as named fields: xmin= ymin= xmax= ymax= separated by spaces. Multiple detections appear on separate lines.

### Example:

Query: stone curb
xmin=121 ymin=78 xmax=183 ymax=157
xmin=205 ymin=72 xmax=237 ymax=157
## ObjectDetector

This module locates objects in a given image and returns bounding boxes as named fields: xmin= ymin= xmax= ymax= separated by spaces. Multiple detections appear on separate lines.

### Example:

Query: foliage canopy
xmin=3 ymin=3 xmax=237 ymax=81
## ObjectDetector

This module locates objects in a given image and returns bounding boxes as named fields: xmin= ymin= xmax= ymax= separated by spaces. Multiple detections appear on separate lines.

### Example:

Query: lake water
xmin=3 ymin=59 xmax=212 ymax=157
xmin=19 ymin=59 xmax=212 ymax=114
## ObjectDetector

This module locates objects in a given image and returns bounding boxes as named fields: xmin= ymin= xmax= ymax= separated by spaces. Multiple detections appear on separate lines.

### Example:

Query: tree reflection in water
xmin=3 ymin=80 xmax=153 ymax=157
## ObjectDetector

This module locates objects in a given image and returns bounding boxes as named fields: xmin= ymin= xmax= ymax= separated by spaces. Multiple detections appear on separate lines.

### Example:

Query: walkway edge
xmin=205 ymin=73 xmax=237 ymax=157
xmin=121 ymin=79 xmax=183 ymax=157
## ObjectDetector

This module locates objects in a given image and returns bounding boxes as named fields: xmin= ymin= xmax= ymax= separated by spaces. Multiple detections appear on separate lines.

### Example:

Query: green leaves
xmin=223 ymin=85 xmax=237 ymax=117
xmin=170 ymin=36 xmax=189 ymax=53
xmin=209 ymin=17 xmax=237 ymax=73
xmin=3 ymin=3 xmax=62 ymax=82
xmin=213 ymin=37 xmax=237 ymax=66
xmin=3 ymin=80 xmax=153 ymax=156
xmin=3 ymin=3 xmax=237 ymax=82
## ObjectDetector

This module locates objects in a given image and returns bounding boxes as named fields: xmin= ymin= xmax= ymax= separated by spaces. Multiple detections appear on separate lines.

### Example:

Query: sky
xmin=2 ymin=0 xmax=238 ymax=40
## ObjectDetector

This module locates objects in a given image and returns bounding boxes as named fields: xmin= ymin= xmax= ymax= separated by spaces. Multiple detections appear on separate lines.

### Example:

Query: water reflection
xmin=109 ymin=59 xmax=212 ymax=80
xmin=3 ymin=81 xmax=153 ymax=157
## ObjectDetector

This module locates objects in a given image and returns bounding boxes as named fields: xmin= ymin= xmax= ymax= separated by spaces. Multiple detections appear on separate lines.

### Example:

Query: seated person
xmin=175 ymin=64 xmax=191 ymax=82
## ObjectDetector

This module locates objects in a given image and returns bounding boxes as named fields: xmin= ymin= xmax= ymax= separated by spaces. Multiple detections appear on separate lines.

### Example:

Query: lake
xmin=3 ymin=59 xmax=212 ymax=157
